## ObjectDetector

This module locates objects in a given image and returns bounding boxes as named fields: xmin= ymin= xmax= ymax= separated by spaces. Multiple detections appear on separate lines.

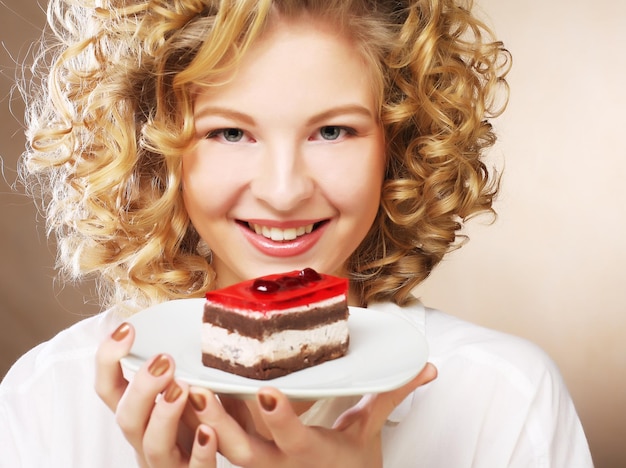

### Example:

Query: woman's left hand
xmin=188 ymin=363 xmax=437 ymax=468
xmin=95 ymin=322 xmax=218 ymax=468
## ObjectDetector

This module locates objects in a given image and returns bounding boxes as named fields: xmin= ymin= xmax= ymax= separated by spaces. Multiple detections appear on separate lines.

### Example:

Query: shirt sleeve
xmin=379 ymin=306 xmax=594 ymax=468
xmin=505 ymin=354 xmax=594 ymax=467
xmin=0 ymin=398 xmax=20 ymax=465
xmin=0 ymin=311 xmax=139 ymax=467
xmin=0 ymin=343 xmax=52 ymax=466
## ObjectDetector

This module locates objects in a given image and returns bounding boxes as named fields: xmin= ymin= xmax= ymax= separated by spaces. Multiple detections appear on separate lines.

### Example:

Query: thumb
xmin=334 ymin=362 xmax=437 ymax=432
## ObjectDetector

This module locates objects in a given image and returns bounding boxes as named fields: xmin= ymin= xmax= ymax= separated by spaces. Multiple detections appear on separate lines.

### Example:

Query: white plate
xmin=121 ymin=299 xmax=428 ymax=399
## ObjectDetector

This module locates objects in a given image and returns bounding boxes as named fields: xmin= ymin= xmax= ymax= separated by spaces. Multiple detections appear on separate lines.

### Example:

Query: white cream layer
xmin=201 ymin=321 xmax=349 ymax=367
xmin=205 ymin=295 xmax=346 ymax=318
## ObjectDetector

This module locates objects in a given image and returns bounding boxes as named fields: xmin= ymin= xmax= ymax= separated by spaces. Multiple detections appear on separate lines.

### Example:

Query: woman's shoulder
xmin=372 ymin=300 xmax=563 ymax=389
xmin=423 ymin=305 xmax=559 ymax=383
xmin=1 ymin=306 xmax=123 ymax=391
xmin=0 ymin=305 xmax=138 ymax=466
xmin=373 ymin=301 xmax=593 ymax=467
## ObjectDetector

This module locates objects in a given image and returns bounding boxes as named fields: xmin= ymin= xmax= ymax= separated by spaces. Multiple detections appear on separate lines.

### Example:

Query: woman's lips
xmin=237 ymin=220 xmax=328 ymax=257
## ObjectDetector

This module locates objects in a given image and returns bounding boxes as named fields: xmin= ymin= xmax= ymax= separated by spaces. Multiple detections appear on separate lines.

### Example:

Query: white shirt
xmin=0 ymin=301 xmax=593 ymax=467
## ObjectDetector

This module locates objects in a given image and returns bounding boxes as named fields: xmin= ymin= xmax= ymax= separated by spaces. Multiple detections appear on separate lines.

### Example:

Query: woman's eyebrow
xmin=194 ymin=104 xmax=374 ymax=126
xmin=194 ymin=106 xmax=256 ymax=126
xmin=306 ymin=105 xmax=374 ymax=126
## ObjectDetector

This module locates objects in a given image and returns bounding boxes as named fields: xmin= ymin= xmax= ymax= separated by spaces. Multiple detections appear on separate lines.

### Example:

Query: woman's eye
xmin=205 ymin=128 xmax=245 ymax=142
xmin=319 ymin=126 xmax=343 ymax=141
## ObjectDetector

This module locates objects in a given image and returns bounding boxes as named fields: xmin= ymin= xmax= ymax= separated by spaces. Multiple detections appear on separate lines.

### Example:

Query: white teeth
xmin=270 ymin=227 xmax=283 ymax=241
xmin=249 ymin=223 xmax=315 ymax=241
xmin=283 ymin=228 xmax=297 ymax=240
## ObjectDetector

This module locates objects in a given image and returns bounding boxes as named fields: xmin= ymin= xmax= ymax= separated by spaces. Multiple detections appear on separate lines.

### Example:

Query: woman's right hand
xmin=94 ymin=322 xmax=217 ymax=468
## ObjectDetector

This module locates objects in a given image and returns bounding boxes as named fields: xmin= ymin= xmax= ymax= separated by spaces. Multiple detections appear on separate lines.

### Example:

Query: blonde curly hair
xmin=21 ymin=0 xmax=510 ymax=310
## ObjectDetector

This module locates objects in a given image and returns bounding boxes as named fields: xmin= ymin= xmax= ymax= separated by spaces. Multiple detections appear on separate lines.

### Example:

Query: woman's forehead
xmin=190 ymin=15 xmax=379 ymax=117
xmin=186 ymin=10 xmax=385 ymax=113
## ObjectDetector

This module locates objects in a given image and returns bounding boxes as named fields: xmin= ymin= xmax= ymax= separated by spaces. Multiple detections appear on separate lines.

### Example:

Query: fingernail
xmin=163 ymin=381 xmax=182 ymax=403
xmin=148 ymin=354 xmax=170 ymax=377
xmin=197 ymin=427 xmax=210 ymax=447
xmin=111 ymin=323 xmax=130 ymax=341
xmin=258 ymin=393 xmax=277 ymax=412
xmin=189 ymin=392 xmax=206 ymax=412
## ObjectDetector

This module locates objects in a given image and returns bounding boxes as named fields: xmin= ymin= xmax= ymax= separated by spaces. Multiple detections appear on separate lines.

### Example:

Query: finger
xmin=334 ymin=362 xmax=437 ymax=432
xmin=378 ymin=362 xmax=437 ymax=419
xmin=142 ymin=380 xmax=190 ymax=466
xmin=94 ymin=322 xmax=135 ymax=411
xmin=116 ymin=353 xmax=176 ymax=449
xmin=255 ymin=387 xmax=314 ymax=457
xmin=189 ymin=425 xmax=217 ymax=468
xmin=219 ymin=395 xmax=257 ymax=432
xmin=188 ymin=388 xmax=266 ymax=465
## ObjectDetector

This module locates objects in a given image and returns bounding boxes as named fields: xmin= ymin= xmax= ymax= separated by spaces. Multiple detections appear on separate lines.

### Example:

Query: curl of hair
xmin=351 ymin=0 xmax=511 ymax=304
xmin=20 ymin=0 xmax=510 ymax=310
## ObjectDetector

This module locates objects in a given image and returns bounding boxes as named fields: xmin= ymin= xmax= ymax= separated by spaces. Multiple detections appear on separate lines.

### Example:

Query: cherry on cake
xmin=201 ymin=268 xmax=350 ymax=380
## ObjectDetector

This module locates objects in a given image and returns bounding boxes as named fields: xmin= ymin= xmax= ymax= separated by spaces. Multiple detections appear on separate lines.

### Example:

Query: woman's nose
xmin=250 ymin=145 xmax=314 ymax=212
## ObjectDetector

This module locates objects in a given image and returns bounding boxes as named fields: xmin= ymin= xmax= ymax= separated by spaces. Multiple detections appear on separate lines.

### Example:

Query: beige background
xmin=1 ymin=1 xmax=624 ymax=466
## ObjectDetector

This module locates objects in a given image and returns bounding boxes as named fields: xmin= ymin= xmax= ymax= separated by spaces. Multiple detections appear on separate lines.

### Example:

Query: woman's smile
xmin=236 ymin=219 xmax=330 ymax=258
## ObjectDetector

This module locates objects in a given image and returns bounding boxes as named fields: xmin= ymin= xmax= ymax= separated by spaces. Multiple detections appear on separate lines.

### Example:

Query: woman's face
xmin=182 ymin=15 xmax=385 ymax=288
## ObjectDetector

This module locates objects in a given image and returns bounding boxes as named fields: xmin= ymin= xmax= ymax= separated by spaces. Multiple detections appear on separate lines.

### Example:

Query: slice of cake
xmin=201 ymin=268 xmax=349 ymax=380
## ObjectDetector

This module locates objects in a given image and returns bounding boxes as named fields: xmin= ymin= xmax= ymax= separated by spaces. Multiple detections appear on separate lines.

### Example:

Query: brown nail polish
xmin=111 ymin=323 xmax=130 ymax=341
xmin=148 ymin=354 xmax=170 ymax=377
xmin=163 ymin=382 xmax=182 ymax=403
xmin=189 ymin=392 xmax=206 ymax=412
xmin=259 ymin=393 xmax=277 ymax=412
xmin=197 ymin=427 xmax=210 ymax=446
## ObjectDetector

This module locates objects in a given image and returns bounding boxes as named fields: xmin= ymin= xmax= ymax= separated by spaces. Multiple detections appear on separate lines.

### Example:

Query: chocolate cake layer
xmin=201 ymin=339 xmax=349 ymax=380
xmin=203 ymin=302 xmax=348 ymax=339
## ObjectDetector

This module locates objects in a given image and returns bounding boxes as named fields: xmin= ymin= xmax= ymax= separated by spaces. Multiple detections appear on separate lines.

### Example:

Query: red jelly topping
xmin=205 ymin=268 xmax=348 ymax=312
xmin=252 ymin=268 xmax=323 ymax=293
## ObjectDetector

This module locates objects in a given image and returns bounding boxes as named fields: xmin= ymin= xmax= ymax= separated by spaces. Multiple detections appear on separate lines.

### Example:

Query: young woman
xmin=1 ymin=0 xmax=593 ymax=466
